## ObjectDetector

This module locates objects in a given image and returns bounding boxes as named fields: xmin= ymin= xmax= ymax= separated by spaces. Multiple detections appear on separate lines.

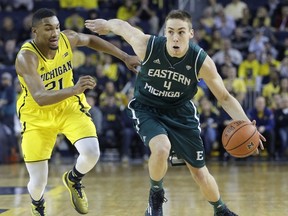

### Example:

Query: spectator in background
xmin=0 ymin=72 xmax=19 ymax=161
xmin=214 ymin=8 xmax=236 ymax=38
xmin=218 ymin=54 xmax=238 ymax=79
xmin=237 ymin=7 xmax=253 ymax=37
xmin=72 ymin=47 xmax=86 ymax=69
xmin=0 ymin=39 xmax=18 ymax=66
xmin=116 ymin=0 xmax=137 ymax=22
xmin=100 ymin=95 xmax=123 ymax=154
xmin=205 ymin=0 xmax=223 ymax=17
xmin=231 ymin=27 xmax=250 ymax=58
xmin=13 ymin=0 xmax=34 ymax=11
xmin=279 ymin=77 xmax=288 ymax=96
xmin=99 ymin=80 xmax=127 ymax=109
xmin=253 ymin=6 xmax=271 ymax=29
xmin=248 ymin=96 xmax=275 ymax=160
xmin=224 ymin=0 xmax=247 ymax=22
xmin=248 ymin=29 xmax=269 ymax=61
xmin=259 ymin=52 xmax=280 ymax=85
xmin=276 ymin=38 xmax=288 ymax=61
xmin=102 ymin=54 xmax=127 ymax=90
xmin=64 ymin=11 xmax=85 ymax=33
xmin=0 ymin=120 xmax=14 ymax=164
xmin=206 ymin=29 xmax=223 ymax=56
xmin=238 ymin=52 xmax=260 ymax=92
xmin=0 ymin=16 xmax=18 ymax=45
xmin=121 ymin=88 xmax=149 ymax=163
xmin=94 ymin=65 xmax=110 ymax=104
xmin=262 ymin=69 xmax=280 ymax=108
xmin=265 ymin=0 xmax=280 ymax=17
xmin=223 ymin=66 xmax=247 ymax=105
xmin=274 ymin=95 xmax=288 ymax=159
xmin=199 ymin=8 xmax=215 ymax=35
xmin=134 ymin=0 xmax=159 ymax=34
xmin=85 ymin=90 xmax=103 ymax=137
xmin=59 ymin=0 xmax=98 ymax=10
xmin=74 ymin=55 xmax=96 ymax=82
xmin=272 ymin=3 xmax=288 ymax=31
xmin=0 ymin=72 xmax=16 ymax=133
xmin=199 ymin=97 xmax=219 ymax=159
xmin=18 ymin=13 xmax=34 ymax=45
xmin=280 ymin=57 xmax=288 ymax=78
xmin=212 ymin=38 xmax=243 ymax=67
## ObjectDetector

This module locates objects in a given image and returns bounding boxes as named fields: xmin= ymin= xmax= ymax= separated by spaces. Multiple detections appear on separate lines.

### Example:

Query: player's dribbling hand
xmin=252 ymin=120 xmax=266 ymax=155
xmin=85 ymin=19 xmax=110 ymax=35
xmin=72 ymin=75 xmax=96 ymax=94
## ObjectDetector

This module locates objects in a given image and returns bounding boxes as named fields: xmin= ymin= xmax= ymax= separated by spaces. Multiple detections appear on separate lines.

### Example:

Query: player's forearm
xmin=107 ymin=19 xmax=134 ymax=43
xmin=33 ymin=87 xmax=75 ymax=106
xmin=220 ymin=94 xmax=250 ymax=122
xmin=87 ymin=35 xmax=128 ymax=62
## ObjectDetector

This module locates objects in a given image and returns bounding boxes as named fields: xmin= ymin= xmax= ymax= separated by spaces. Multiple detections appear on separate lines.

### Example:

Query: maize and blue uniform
xmin=17 ymin=33 xmax=97 ymax=162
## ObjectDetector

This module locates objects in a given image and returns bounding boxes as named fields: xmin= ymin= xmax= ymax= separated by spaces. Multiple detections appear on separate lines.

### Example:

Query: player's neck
xmin=33 ymin=39 xmax=57 ymax=59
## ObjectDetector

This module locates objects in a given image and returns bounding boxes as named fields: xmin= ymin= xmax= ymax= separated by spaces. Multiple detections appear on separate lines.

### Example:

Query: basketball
xmin=222 ymin=120 xmax=260 ymax=158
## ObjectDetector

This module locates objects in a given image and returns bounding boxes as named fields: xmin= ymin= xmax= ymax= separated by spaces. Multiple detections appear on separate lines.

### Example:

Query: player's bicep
xmin=198 ymin=56 xmax=230 ymax=102
xmin=124 ymin=28 xmax=150 ymax=60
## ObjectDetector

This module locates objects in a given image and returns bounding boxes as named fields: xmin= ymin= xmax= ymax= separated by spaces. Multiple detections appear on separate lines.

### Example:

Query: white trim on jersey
xmin=142 ymin=36 xmax=156 ymax=65
xmin=194 ymin=48 xmax=203 ymax=82
xmin=127 ymin=98 xmax=140 ymax=132
xmin=189 ymin=100 xmax=201 ymax=133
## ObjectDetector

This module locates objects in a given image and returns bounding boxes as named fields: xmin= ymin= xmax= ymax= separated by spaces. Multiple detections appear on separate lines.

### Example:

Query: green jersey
xmin=134 ymin=36 xmax=207 ymax=108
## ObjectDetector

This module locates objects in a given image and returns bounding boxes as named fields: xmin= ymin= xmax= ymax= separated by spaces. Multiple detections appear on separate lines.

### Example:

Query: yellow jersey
xmin=17 ymin=32 xmax=87 ymax=111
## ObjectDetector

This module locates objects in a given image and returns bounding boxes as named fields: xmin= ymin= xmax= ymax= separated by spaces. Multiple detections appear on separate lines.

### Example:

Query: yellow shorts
xmin=19 ymin=96 xmax=97 ymax=162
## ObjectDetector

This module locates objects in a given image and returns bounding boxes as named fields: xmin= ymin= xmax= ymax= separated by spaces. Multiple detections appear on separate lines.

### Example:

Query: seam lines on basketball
xmin=226 ymin=128 xmax=257 ymax=151
xmin=224 ymin=123 xmax=250 ymax=147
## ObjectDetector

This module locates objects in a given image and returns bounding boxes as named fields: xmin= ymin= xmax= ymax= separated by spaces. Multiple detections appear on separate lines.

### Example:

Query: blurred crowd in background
xmin=0 ymin=0 xmax=288 ymax=164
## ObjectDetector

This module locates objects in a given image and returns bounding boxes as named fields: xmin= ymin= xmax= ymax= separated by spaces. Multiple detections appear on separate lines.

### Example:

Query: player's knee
xmin=84 ymin=148 xmax=100 ymax=163
xmin=152 ymin=143 xmax=171 ymax=159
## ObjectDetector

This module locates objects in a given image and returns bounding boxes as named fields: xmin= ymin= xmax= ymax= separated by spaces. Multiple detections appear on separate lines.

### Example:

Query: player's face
xmin=33 ymin=16 xmax=60 ymax=50
xmin=164 ymin=19 xmax=193 ymax=58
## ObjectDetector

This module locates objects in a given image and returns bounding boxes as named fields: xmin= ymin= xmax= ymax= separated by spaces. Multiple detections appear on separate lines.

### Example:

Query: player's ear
xmin=190 ymin=29 xmax=194 ymax=39
xmin=32 ymin=27 xmax=37 ymax=34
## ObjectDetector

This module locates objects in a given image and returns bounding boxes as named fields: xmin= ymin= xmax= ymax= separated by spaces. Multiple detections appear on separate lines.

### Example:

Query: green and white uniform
xmin=127 ymin=35 xmax=207 ymax=168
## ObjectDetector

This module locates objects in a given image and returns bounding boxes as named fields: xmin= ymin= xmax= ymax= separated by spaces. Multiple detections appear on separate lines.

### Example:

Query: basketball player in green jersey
xmin=15 ymin=8 xmax=139 ymax=216
xmin=85 ymin=10 xmax=265 ymax=216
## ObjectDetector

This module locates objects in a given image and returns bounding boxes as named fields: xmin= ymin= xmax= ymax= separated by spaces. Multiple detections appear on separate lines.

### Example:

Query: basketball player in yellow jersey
xmin=15 ymin=8 xmax=140 ymax=216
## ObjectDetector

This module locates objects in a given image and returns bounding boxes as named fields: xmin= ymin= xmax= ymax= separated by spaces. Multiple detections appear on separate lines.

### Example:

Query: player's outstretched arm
xmin=85 ymin=19 xmax=150 ymax=61
xmin=63 ymin=29 xmax=140 ymax=73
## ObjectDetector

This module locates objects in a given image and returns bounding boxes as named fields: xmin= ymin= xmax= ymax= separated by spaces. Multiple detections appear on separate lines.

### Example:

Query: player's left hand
xmin=85 ymin=19 xmax=110 ymax=35
xmin=252 ymin=120 xmax=266 ymax=155
xmin=124 ymin=55 xmax=140 ymax=74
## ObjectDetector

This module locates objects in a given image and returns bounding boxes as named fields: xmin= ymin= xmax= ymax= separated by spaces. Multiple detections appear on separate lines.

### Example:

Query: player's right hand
xmin=72 ymin=75 xmax=96 ymax=94
xmin=85 ymin=19 xmax=110 ymax=35
xmin=252 ymin=120 xmax=266 ymax=155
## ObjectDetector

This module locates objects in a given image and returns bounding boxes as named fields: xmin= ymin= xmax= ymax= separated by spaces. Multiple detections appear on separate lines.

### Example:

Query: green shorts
xmin=127 ymin=99 xmax=205 ymax=168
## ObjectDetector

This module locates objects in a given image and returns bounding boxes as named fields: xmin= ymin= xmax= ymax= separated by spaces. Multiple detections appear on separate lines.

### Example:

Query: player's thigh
xmin=169 ymin=127 xmax=205 ymax=168
xmin=62 ymin=110 xmax=97 ymax=144
xmin=22 ymin=128 xmax=57 ymax=162
xmin=130 ymin=111 xmax=168 ymax=146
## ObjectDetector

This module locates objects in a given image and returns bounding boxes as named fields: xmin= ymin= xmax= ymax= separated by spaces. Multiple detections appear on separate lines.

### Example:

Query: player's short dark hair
xmin=32 ymin=8 xmax=56 ymax=27
xmin=165 ymin=10 xmax=193 ymax=28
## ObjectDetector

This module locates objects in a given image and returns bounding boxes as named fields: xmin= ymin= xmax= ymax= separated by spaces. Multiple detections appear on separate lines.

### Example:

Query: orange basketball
xmin=222 ymin=120 xmax=260 ymax=158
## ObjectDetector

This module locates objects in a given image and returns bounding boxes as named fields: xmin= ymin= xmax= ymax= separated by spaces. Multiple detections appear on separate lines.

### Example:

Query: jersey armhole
xmin=142 ymin=36 xmax=155 ymax=65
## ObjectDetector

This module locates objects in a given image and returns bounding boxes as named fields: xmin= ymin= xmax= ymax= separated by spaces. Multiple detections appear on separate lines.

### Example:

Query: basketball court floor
xmin=0 ymin=158 xmax=287 ymax=216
